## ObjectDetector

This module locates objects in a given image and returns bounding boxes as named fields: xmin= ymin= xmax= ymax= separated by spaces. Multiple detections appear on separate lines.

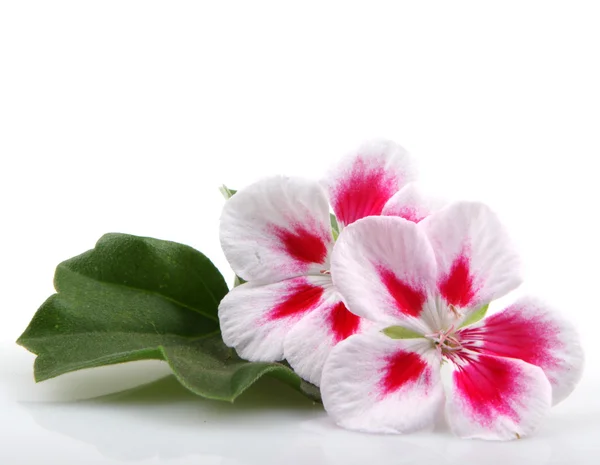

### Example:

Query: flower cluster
xmin=218 ymin=140 xmax=583 ymax=440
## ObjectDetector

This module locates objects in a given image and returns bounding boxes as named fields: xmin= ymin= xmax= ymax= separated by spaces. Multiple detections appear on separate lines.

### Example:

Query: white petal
xmin=326 ymin=140 xmax=416 ymax=227
xmin=446 ymin=354 xmax=552 ymax=440
xmin=220 ymin=176 xmax=332 ymax=283
xmin=458 ymin=296 xmax=584 ymax=405
xmin=420 ymin=202 xmax=522 ymax=313
xmin=218 ymin=275 xmax=332 ymax=362
xmin=321 ymin=331 xmax=443 ymax=434
xmin=382 ymin=183 xmax=443 ymax=222
xmin=284 ymin=289 xmax=372 ymax=386
xmin=331 ymin=216 xmax=437 ymax=333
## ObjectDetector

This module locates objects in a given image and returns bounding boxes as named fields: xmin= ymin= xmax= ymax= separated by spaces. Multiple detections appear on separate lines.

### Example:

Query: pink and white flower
xmin=218 ymin=140 xmax=434 ymax=386
xmin=321 ymin=203 xmax=584 ymax=440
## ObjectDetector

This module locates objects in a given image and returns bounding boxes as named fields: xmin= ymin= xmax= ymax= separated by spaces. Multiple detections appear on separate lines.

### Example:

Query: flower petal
xmin=446 ymin=354 xmax=552 ymax=440
xmin=321 ymin=331 xmax=443 ymax=433
xmin=382 ymin=183 xmax=442 ymax=222
xmin=218 ymin=275 xmax=332 ymax=362
xmin=331 ymin=216 xmax=437 ymax=332
xmin=420 ymin=202 xmax=522 ymax=313
xmin=326 ymin=140 xmax=416 ymax=227
xmin=284 ymin=290 xmax=371 ymax=386
xmin=458 ymin=296 xmax=584 ymax=405
xmin=220 ymin=176 xmax=332 ymax=283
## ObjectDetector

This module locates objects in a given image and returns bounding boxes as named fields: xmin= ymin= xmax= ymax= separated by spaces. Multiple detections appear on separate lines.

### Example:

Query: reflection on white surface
xmin=2 ymin=346 xmax=173 ymax=402
xmin=1 ymin=345 xmax=599 ymax=465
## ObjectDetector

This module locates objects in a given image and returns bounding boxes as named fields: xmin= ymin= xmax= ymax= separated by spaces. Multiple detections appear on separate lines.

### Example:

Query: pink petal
xmin=331 ymin=216 xmax=437 ymax=333
xmin=458 ymin=296 xmax=584 ymax=404
xmin=378 ymin=267 xmax=427 ymax=318
xmin=382 ymin=183 xmax=443 ymax=223
xmin=220 ymin=176 xmax=332 ymax=283
xmin=380 ymin=348 xmax=431 ymax=395
xmin=284 ymin=290 xmax=371 ymax=386
xmin=420 ymin=202 xmax=522 ymax=313
xmin=218 ymin=275 xmax=331 ymax=362
xmin=438 ymin=253 xmax=476 ymax=308
xmin=326 ymin=140 xmax=416 ymax=227
xmin=327 ymin=301 xmax=363 ymax=343
xmin=446 ymin=354 xmax=552 ymax=440
xmin=321 ymin=331 xmax=443 ymax=433
xmin=271 ymin=225 xmax=329 ymax=266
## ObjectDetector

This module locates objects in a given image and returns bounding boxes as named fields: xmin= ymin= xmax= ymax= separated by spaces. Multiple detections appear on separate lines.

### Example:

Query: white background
xmin=1 ymin=1 xmax=599 ymax=464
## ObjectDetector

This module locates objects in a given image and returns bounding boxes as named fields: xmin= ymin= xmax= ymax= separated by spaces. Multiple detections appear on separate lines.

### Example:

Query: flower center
xmin=424 ymin=324 xmax=463 ymax=358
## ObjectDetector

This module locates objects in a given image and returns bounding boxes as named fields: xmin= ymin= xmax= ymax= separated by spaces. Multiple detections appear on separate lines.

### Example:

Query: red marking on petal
xmin=332 ymin=158 xmax=398 ymax=225
xmin=378 ymin=267 xmax=426 ymax=318
xmin=386 ymin=207 xmax=427 ymax=223
xmin=272 ymin=224 xmax=328 ymax=265
xmin=454 ymin=355 xmax=522 ymax=425
xmin=439 ymin=254 xmax=477 ymax=308
xmin=380 ymin=350 xmax=429 ymax=396
xmin=328 ymin=301 xmax=361 ymax=343
xmin=268 ymin=281 xmax=324 ymax=320
xmin=460 ymin=308 xmax=562 ymax=375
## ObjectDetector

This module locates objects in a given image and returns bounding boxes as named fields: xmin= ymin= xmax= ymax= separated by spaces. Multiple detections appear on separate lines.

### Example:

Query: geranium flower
xmin=218 ymin=140 xmax=435 ymax=386
xmin=321 ymin=203 xmax=584 ymax=439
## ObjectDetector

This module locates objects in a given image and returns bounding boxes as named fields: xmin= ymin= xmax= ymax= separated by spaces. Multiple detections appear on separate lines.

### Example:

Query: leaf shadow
xmin=96 ymin=373 xmax=321 ymax=412
xmin=19 ymin=376 xmax=325 ymax=463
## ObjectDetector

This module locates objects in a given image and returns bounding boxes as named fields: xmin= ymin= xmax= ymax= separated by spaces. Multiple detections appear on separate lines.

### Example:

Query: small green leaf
xmin=330 ymin=213 xmax=340 ymax=240
xmin=233 ymin=275 xmax=246 ymax=287
xmin=382 ymin=326 xmax=423 ymax=339
xmin=219 ymin=185 xmax=237 ymax=200
xmin=17 ymin=233 xmax=320 ymax=402
xmin=460 ymin=303 xmax=490 ymax=328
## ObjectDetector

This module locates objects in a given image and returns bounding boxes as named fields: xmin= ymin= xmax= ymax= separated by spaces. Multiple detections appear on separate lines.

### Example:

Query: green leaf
xmin=233 ymin=275 xmax=246 ymax=287
xmin=162 ymin=336 xmax=320 ymax=402
xmin=219 ymin=185 xmax=237 ymax=200
xmin=459 ymin=303 xmax=490 ymax=328
xmin=330 ymin=213 xmax=340 ymax=240
xmin=17 ymin=233 xmax=320 ymax=402
xmin=382 ymin=326 xmax=423 ymax=339
xmin=53 ymin=233 xmax=229 ymax=321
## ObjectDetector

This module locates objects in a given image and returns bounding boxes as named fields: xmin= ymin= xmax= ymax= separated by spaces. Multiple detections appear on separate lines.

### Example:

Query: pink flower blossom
xmin=218 ymin=140 xmax=433 ymax=385
xmin=321 ymin=204 xmax=584 ymax=439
